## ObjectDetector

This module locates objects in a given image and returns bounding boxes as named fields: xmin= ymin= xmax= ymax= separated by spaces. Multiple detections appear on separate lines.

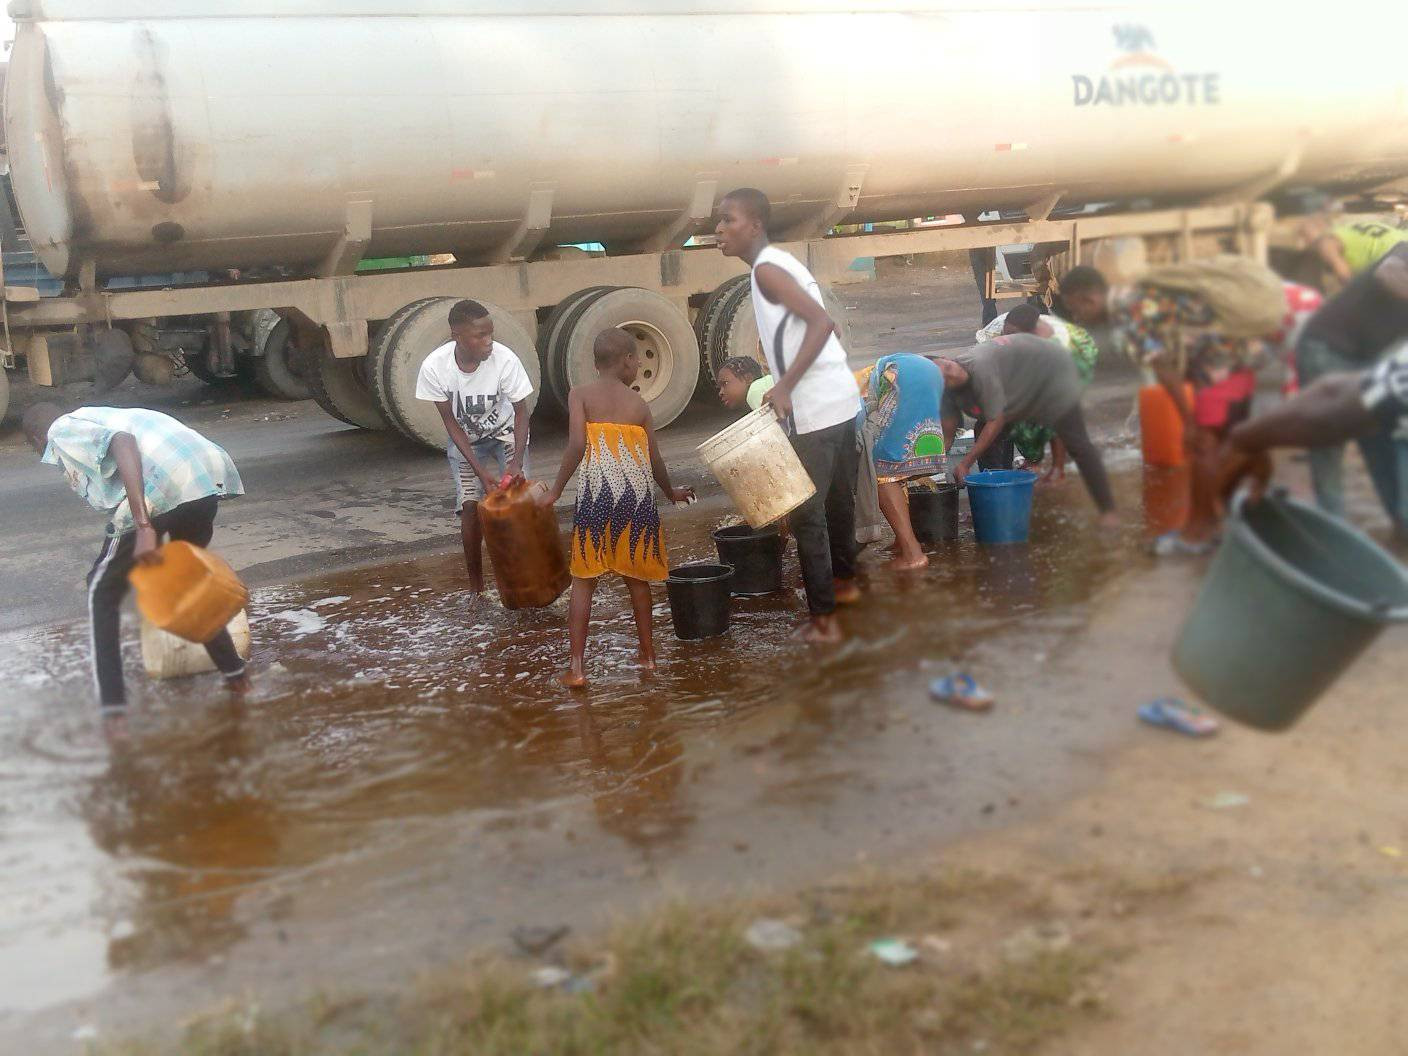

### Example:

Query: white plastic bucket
xmin=697 ymin=407 xmax=816 ymax=528
xmin=141 ymin=610 xmax=251 ymax=680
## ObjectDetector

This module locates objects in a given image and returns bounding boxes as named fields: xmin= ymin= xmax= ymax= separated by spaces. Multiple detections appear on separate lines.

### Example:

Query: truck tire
xmin=708 ymin=279 xmax=854 ymax=380
xmin=538 ymin=286 xmax=615 ymax=414
xmin=252 ymin=316 xmax=313 ymax=401
xmin=559 ymin=287 xmax=700 ymax=428
xmin=308 ymin=346 xmax=388 ymax=431
xmin=695 ymin=275 xmax=751 ymax=392
xmin=371 ymin=296 xmax=541 ymax=450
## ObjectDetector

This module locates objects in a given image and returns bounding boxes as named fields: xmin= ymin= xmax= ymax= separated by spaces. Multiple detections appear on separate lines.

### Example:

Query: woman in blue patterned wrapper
xmin=856 ymin=353 xmax=946 ymax=570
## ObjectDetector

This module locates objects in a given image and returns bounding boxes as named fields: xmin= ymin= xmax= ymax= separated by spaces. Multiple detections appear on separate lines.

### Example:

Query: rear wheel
xmin=707 ymin=279 xmax=853 ymax=380
xmin=370 ymin=296 xmax=541 ymax=449
xmin=249 ymin=310 xmax=313 ymax=401
xmin=308 ymin=343 xmax=388 ymax=431
xmin=558 ymin=287 xmax=699 ymax=428
xmin=695 ymin=275 xmax=750 ymax=395
xmin=538 ymin=286 xmax=615 ymax=414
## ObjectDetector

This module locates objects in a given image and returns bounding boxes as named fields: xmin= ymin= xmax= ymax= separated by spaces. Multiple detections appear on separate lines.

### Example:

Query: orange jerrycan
xmin=129 ymin=541 xmax=249 ymax=643
xmin=479 ymin=480 xmax=571 ymax=609
xmin=1138 ymin=383 xmax=1195 ymax=467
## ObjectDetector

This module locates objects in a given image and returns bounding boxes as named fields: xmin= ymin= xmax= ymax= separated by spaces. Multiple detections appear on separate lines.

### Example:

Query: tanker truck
xmin=2 ymin=0 xmax=1407 ymax=443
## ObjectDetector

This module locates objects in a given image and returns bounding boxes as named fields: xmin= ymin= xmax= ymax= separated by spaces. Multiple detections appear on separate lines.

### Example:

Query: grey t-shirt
xmin=943 ymin=334 xmax=1083 ymax=427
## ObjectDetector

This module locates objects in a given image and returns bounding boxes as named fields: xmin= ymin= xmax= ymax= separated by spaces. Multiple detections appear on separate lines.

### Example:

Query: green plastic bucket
xmin=1173 ymin=494 xmax=1408 ymax=731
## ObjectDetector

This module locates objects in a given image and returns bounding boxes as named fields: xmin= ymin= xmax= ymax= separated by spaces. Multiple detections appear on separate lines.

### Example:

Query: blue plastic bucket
xmin=965 ymin=470 xmax=1038 ymax=544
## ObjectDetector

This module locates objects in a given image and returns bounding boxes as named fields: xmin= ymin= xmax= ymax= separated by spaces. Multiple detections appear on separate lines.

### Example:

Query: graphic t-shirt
xmin=414 ymin=341 xmax=534 ymax=442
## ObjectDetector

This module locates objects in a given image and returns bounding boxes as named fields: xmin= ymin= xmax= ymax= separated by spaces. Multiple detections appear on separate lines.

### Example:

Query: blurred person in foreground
xmin=1217 ymin=341 xmax=1408 ymax=537
xmin=1294 ymin=238 xmax=1408 ymax=542
xmin=21 ymin=403 xmax=249 ymax=724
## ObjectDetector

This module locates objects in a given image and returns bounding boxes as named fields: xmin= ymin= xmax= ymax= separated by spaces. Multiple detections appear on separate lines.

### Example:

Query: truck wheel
xmin=539 ymin=286 xmax=615 ymax=414
xmin=308 ymin=345 xmax=388 ymax=431
xmin=560 ymin=288 xmax=700 ymax=428
xmin=695 ymin=275 xmax=751 ymax=393
xmin=709 ymin=279 xmax=853 ymax=380
xmin=252 ymin=317 xmax=314 ymax=401
xmin=371 ymin=296 xmax=540 ymax=450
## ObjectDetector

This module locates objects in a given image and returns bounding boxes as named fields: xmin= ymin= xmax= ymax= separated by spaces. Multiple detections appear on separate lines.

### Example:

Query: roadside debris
xmin=1199 ymin=791 xmax=1250 ymax=811
xmin=1138 ymin=697 xmax=1220 ymax=738
xmin=744 ymin=918 xmax=803 ymax=953
xmin=511 ymin=924 xmax=570 ymax=958
xmin=867 ymin=938 xmax=919 ymax=966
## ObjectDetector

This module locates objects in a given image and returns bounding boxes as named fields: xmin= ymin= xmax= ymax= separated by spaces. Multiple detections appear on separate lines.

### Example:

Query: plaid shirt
xmin=42 ymin=407 xmax=244 ymax=534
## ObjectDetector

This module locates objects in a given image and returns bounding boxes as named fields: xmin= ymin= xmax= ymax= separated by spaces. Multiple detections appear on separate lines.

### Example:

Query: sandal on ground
xmin=1150 ymin=532 xmax=1214 ymax=558
xmin=1138 ymin=697 xmax=1219 ymax=738
xmin=929 ymin=673 xmax=995 ymax=712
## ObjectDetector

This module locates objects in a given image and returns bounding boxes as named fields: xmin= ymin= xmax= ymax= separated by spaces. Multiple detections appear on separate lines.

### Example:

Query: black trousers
xmin=972 ymin=417 xmax=1016 ymax=471
xmin=1050 ymin=404 xmax=1115 ymax=513
xmin=88 ymin=496 xmax=244 ymax=710
xmin=789 ymin=419 xmax=859 ymax=617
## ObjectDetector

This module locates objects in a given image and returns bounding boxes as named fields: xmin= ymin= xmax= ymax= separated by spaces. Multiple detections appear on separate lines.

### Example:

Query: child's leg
xmin=562 ymin=575 xmax=597 ymax=688
xmin=623 ymin=576 xmax=656 ymax=669
xmin=877 ymin=481 xmax=928 ymax=569
xmin=460 ymin=501 xmax=484 ymax=591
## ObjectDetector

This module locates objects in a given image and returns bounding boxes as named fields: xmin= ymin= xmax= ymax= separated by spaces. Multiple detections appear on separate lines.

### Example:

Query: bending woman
xmin=859 ymin=353 xmax=947 ymax=570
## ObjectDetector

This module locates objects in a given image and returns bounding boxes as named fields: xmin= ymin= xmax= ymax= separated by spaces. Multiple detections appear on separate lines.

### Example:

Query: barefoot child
xmin=415 ymin=298 xmax=534 ymax=593
xmin=540 ymin=329 xmax=694 ymax=688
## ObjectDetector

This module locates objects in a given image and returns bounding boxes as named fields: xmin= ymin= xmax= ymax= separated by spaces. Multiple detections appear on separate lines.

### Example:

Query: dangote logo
xmin=1073 ymin=24 xmax=1221 ymax=106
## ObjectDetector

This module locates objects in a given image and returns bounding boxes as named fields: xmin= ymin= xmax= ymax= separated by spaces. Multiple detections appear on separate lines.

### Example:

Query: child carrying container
xmin=539 ymin=329 xmax=695 ymax=688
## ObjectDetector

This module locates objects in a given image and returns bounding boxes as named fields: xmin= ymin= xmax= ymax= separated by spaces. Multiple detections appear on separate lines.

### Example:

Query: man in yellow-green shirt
xmin=1316 ymin=220 xmax=1408 ymax=285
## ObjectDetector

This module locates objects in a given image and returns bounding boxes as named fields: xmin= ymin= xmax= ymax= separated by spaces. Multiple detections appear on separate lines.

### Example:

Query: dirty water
xmin=1 ymin=455 xmax=1163 ymax=1025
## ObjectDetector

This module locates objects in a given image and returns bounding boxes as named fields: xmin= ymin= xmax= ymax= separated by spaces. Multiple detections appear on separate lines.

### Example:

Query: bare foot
xmin=102 ymin=711 xmax=130 ymax=744
xmin=225 ymin=673 xmax=252 ymax=696
xmin=559 ymin=669 xmax=588 ymax=690
xmin=791 ymin=615 xmax=844 ymax=644
xmin=638 ymin=652 xmax=657 ymax=673
xmin=833 ymin=579 xmax=862 ymax=606
xmin=887 ymin=552 xmax=929 ymax=572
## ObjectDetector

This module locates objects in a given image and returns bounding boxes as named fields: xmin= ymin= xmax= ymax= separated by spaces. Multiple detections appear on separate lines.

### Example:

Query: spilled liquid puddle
xmin=0 ymin=460 xmax=1159 ymax=1013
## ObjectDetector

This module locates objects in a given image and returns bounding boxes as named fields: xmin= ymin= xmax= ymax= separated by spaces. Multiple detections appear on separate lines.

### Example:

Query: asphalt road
xmin=0 ymin=265 xmax=1000 ymax=633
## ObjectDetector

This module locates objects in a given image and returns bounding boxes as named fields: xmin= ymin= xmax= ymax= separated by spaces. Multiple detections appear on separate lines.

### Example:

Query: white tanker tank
xmin=8 ymin=0 xmax=1408 ymax=281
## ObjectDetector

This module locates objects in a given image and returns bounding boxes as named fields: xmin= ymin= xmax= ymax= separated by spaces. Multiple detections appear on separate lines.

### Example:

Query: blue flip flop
xmin=929 ymin=673 xmax=995 ymax=711
xmin=1138 ymin=697 xmax=1219 ymax=737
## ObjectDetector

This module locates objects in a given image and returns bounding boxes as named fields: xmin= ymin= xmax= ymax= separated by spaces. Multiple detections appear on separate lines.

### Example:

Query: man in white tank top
xmin=716 ymin=188 xmax=862 ymax=643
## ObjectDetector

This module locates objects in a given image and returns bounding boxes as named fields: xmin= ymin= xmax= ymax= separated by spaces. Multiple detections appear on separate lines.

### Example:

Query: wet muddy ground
xmin=3 ymin=447 xmax=1178 ymax=1048
xmin=4 ymin=265 xmax=1402 ymax=1051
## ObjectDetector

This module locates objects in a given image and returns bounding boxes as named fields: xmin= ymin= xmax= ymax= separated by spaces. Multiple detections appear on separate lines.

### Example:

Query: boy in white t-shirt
xmin=415 ymin=298 xmax=534 ymax=592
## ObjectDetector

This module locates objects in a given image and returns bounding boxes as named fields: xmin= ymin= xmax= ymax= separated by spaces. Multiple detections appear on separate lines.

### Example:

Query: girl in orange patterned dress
xmin=540 ymin=329 xmax=694 ymax=688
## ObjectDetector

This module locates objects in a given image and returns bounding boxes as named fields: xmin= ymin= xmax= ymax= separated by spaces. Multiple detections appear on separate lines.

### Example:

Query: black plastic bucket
xmin=908 ymin=483 xmax=960 ymax=544
xmin=665 ymin=563 xmax=735 ymax=640
xmin=712 ymin=524 xmax=785 ymax=595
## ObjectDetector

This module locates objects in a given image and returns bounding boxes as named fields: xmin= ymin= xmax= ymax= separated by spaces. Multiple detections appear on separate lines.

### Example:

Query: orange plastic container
xmin=1138 ymin=383 xmax=1195 ymax=467
xmin=128 ymin=541 xmax=249 ymax=644
xmin=479 ymin=480 xmax=571 ymax=609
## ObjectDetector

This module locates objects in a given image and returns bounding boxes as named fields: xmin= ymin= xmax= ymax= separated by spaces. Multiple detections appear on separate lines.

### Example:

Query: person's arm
xmin=956 ymin=415 xmax=1007 ymax=483
xmin=1314 ymin=234 xmax=1354 ymax=286
xmin=433 ymin=401 xmax=496 ymax=490
xmin=752 ymin=262 xmax=837 ymax=419
xmin=506 ymin=398 xmax=530 ymax=483
xmin=942 ymin=410 xmax=961 ymax=452
xmin=109 ymin=432 xmax=159 ymax=563
xmin=1216 ymin=373 xmax=1376 ymax=501
xmin=1373 ymin=251 xmax=1408 ymax=300
xmin=541 ymin=390 xmax=588 ymax=506
xmin=645 ymin=416 xmax=694 ymax=505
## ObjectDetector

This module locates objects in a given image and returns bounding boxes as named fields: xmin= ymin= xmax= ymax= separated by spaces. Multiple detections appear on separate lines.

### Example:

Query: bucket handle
xmin=769 ymin=309 xmax=797 ymax=437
